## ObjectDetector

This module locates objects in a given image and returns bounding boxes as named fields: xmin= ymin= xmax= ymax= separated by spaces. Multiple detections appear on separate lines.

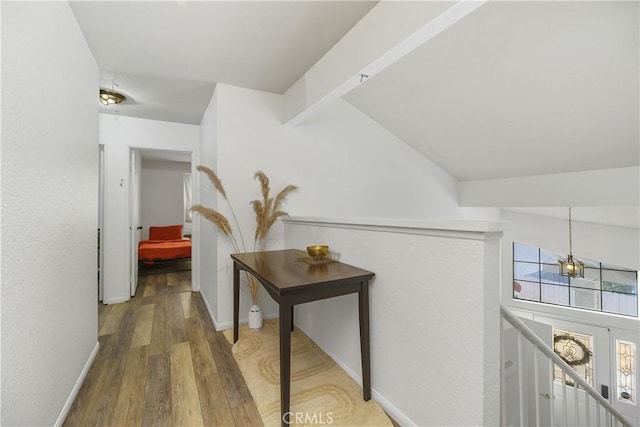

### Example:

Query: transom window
xmin=512 ymin=242 xmax=638 ymax=317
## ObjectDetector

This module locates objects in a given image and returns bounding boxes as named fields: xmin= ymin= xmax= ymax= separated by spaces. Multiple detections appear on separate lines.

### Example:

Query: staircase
xmin=501 ymin=304 xmax=631 ymax=427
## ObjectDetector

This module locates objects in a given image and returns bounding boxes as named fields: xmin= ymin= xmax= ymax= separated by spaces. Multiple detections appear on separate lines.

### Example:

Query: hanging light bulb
xmin=559 ymin=207 xmax=584 ymax=277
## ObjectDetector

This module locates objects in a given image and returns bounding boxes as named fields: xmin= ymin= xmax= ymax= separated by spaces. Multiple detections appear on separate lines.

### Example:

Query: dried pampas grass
xmin=252 ymin=171 xmax=298 ymax=250
xmin=197 ymin=165 xmax=227 ymax=199
xmin=192 ymin=166 xmax=298 ymax=306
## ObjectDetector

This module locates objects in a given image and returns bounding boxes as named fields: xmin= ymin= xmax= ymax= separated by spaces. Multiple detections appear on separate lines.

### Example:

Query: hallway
xmin=64 ymin=270 xmax=262 ymax=426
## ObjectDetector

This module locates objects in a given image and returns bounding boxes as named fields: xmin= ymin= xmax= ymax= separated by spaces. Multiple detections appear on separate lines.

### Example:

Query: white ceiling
xmin=71 ymin=1 xmax=376 ymax=124
xmin=99 ymin=74 xmax=215 ymax=124
xmin=139 ymin=149 xmax=191 ymax=163
xmin=503 ymin=207 xmax=640 ymax=230
xmin=344 ymin=1 xmax=639 ymax=181
xmin=71 ymin=1 xmax=639 ymax=231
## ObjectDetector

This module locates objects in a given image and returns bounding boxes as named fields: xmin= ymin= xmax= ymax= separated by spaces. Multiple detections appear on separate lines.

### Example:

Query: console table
xmin=231 ymin=249 xmax=375 ymax=426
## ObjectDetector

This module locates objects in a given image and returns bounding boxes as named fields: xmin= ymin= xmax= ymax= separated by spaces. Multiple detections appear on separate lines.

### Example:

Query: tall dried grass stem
xmin=196 ymin=165 xmax=247 ymax=249
xmin=193 ymin=167 xmax=298 ymax=306
xmin=197 ymin=165 xmax=226 ymax=199
xmin=190 ymin=204 xmax=241 ymax=253
xmin=273 ymin=185 xmax=298 ymax=212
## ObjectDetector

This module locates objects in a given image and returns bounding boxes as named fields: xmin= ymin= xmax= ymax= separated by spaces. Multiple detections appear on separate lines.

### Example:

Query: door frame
xmin=533 ymin=315 xmax=611 ymax=398
xmin=98 ymin=144 xmax=105 ymax=301
xmin=127 ymin=146 xmax=198 ymax=294
xmin=129 ymin=149 xmax=141 ymax=296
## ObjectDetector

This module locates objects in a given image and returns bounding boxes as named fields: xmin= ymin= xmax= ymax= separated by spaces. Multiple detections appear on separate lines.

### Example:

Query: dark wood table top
xmin=231 ymin=249 xmax=375 ymax=294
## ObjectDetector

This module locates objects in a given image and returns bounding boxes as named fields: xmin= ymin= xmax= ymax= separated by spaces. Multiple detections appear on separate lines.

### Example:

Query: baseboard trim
xmin=198 ymin=290 xmax=220 ymax=331
xmin=103 ymin=296 xmax=129 ymax=305
xmin=296 ymin=324 xmax=416 ymax=427
xmin=55 ymin=341 xmax=100 ymax=427
xmin=215 ymin=311 xmax=278 ymax=331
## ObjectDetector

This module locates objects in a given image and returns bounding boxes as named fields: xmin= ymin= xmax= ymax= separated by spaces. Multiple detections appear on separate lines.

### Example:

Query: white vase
xmin=248 ymin=305 xmax=263 ymax=331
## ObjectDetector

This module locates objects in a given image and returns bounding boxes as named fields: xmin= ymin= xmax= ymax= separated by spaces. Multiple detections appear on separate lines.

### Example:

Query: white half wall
xmin=1 ymin=2 xmax=99 ymax=424
xmin=207 ymin=83 xmax=499 ymax=327
xmin=140 ymin=159 xmax=191 ymax=240
xmin=99 ymin=115 xmax=199 ymax=303
xmin=283 ymin=217 xmax=504 ymax=426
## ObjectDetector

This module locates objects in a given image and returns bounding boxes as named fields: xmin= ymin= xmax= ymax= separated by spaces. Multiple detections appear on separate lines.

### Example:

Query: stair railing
xmin=500 ymin=304 xmax=631 ymax=427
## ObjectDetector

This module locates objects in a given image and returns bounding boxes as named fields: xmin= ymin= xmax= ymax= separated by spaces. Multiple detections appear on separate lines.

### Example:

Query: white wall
xmin=284 ymin=218 xmax=503 ymax=426
xmin=501 ymin=210 xmax=640 ymax=330
xmin=197 ymin=88 xmax=219 ymax=321
xmin=99 ymin=115 xmax=199 ymax=303
xmin=140 ymin=160 xmax=191 ymax=240
xmin=208 ymin=83 xmax=499 ymax=327
xmin=1 ymin=2 xmax=99 ymax=425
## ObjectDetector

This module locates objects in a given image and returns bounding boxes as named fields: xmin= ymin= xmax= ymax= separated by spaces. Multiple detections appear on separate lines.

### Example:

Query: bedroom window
xmin=513 ymin=242 xmax=638 ymax=317
xmin=183 ymin=173 xmax=192 ymax=223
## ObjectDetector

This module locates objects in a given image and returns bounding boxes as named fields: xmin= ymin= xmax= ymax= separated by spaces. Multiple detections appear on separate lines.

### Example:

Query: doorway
xmin=129 ymin=148 xmax=195 ymax=297
xmin=530 ymin=315 xmax=638 ymax=425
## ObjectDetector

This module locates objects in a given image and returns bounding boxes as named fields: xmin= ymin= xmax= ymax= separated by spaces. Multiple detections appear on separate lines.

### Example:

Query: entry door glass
xmin=553 ymin=328 xmax=594 ymax=387
xmin=533 ymin=316 xmax=610 ymax=397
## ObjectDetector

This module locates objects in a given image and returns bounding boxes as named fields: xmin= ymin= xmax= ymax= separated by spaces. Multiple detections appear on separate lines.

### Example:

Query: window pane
xmin=582 ymin=258 xmax=600 ymax=268
xmin=602 ymin=270 xmax=638 ymax=295
xmin=514 ymin=280 xmax=540 ymax=302
xmin=616 ymin=340 xmax=636 ymax=404
xmin=553 ymin=329 xmax=594 ymax=387
xmin=512 ymin=243 xmax=638 ymax=317
xmin=571 ymin=288 xmax=601 ymax=311
xmin=571 ymin=268 xmax=601 ymax=290
xmin=542 ymin=283 xmax=569 ymax=306
xmin=603 ymin=292 xmax=638 ymax=317
xmin=514 ymin=262 xmax=540 ymax=282
xmin=540 ymin=263 xmax=569 ymax=285
xmin=514 ymin=242 xmax=539 ymax=262
xmin=540 ymin=247 xmax=563 ymax=264
xmin=603 ymin=263 xmax=636 ymax=272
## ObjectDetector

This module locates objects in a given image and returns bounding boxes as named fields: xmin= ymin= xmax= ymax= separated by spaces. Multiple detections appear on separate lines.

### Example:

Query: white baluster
xmin=574 ymin=382 xmax=580 ymax=426
xmin=585 ymin=391 xmax=591 ymax=426
xmin=562 ymin=370 xmax=568 ymax=426
xmin=534 ymin=348 xmax=540 ymax=427
xmin=517 ymin=330 xmax=524 ymax=426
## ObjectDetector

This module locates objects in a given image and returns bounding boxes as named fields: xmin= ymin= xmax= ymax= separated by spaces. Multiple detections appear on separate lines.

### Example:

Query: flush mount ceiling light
xmin=99 ymin=89 xmax=126 ymax=106
xmin=559 ymin=207 xmax=584 ymax=278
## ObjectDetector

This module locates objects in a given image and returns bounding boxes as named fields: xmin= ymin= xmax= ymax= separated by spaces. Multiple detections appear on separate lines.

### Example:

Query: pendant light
xmin=99 ymin=89 xmax=126 ymax=106
xmin=559 ymin=207 xmax=584 ymax=277
xmin=99 ymin=78 xmax=126 ymax=106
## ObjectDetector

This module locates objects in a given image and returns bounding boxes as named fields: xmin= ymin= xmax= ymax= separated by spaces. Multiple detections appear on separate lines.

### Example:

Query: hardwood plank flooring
xmin=171 ymin=342 xmax=205 ymax=427
xmin=64 ymin=268 xmax=262 ymax=427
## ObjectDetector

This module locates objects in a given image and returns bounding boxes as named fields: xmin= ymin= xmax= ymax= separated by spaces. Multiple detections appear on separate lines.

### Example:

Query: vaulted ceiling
xmin=344 ymin=1 xmax=639 ymax=181
xmin=70 ymin=0 xmax=376 ymax=123
xmin=70 ymin=1 xmax=638 ymax=227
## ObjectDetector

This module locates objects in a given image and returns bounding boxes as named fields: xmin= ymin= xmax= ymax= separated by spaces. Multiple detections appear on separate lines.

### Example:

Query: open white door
xmin=98 ymin=145 xmax=105 ymax=301
xmin=503 ymin=316 xmax=553 ymax=426
xmin=129 ymin=149 xmax=142 ymax=296
xmin=532 ymin=315 xmax=616 ymax=426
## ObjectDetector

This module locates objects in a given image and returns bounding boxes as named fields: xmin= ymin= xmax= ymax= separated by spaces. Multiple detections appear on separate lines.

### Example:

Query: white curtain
xmin=183 ymin=173 xmax=192 ymax=223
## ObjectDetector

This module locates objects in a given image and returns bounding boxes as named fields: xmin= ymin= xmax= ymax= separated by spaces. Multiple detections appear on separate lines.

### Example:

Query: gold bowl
xmin=306 ymin=245 xmax=329 ymax=258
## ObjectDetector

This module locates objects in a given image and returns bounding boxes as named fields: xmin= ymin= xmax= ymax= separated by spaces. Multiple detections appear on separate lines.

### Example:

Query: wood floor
xmin=64 ymin=269 xmax=262 ymax=427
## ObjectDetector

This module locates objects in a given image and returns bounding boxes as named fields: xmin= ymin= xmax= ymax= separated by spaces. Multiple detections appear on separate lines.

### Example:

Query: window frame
xmin=513 ymin=242 xmax=638 ymax=318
